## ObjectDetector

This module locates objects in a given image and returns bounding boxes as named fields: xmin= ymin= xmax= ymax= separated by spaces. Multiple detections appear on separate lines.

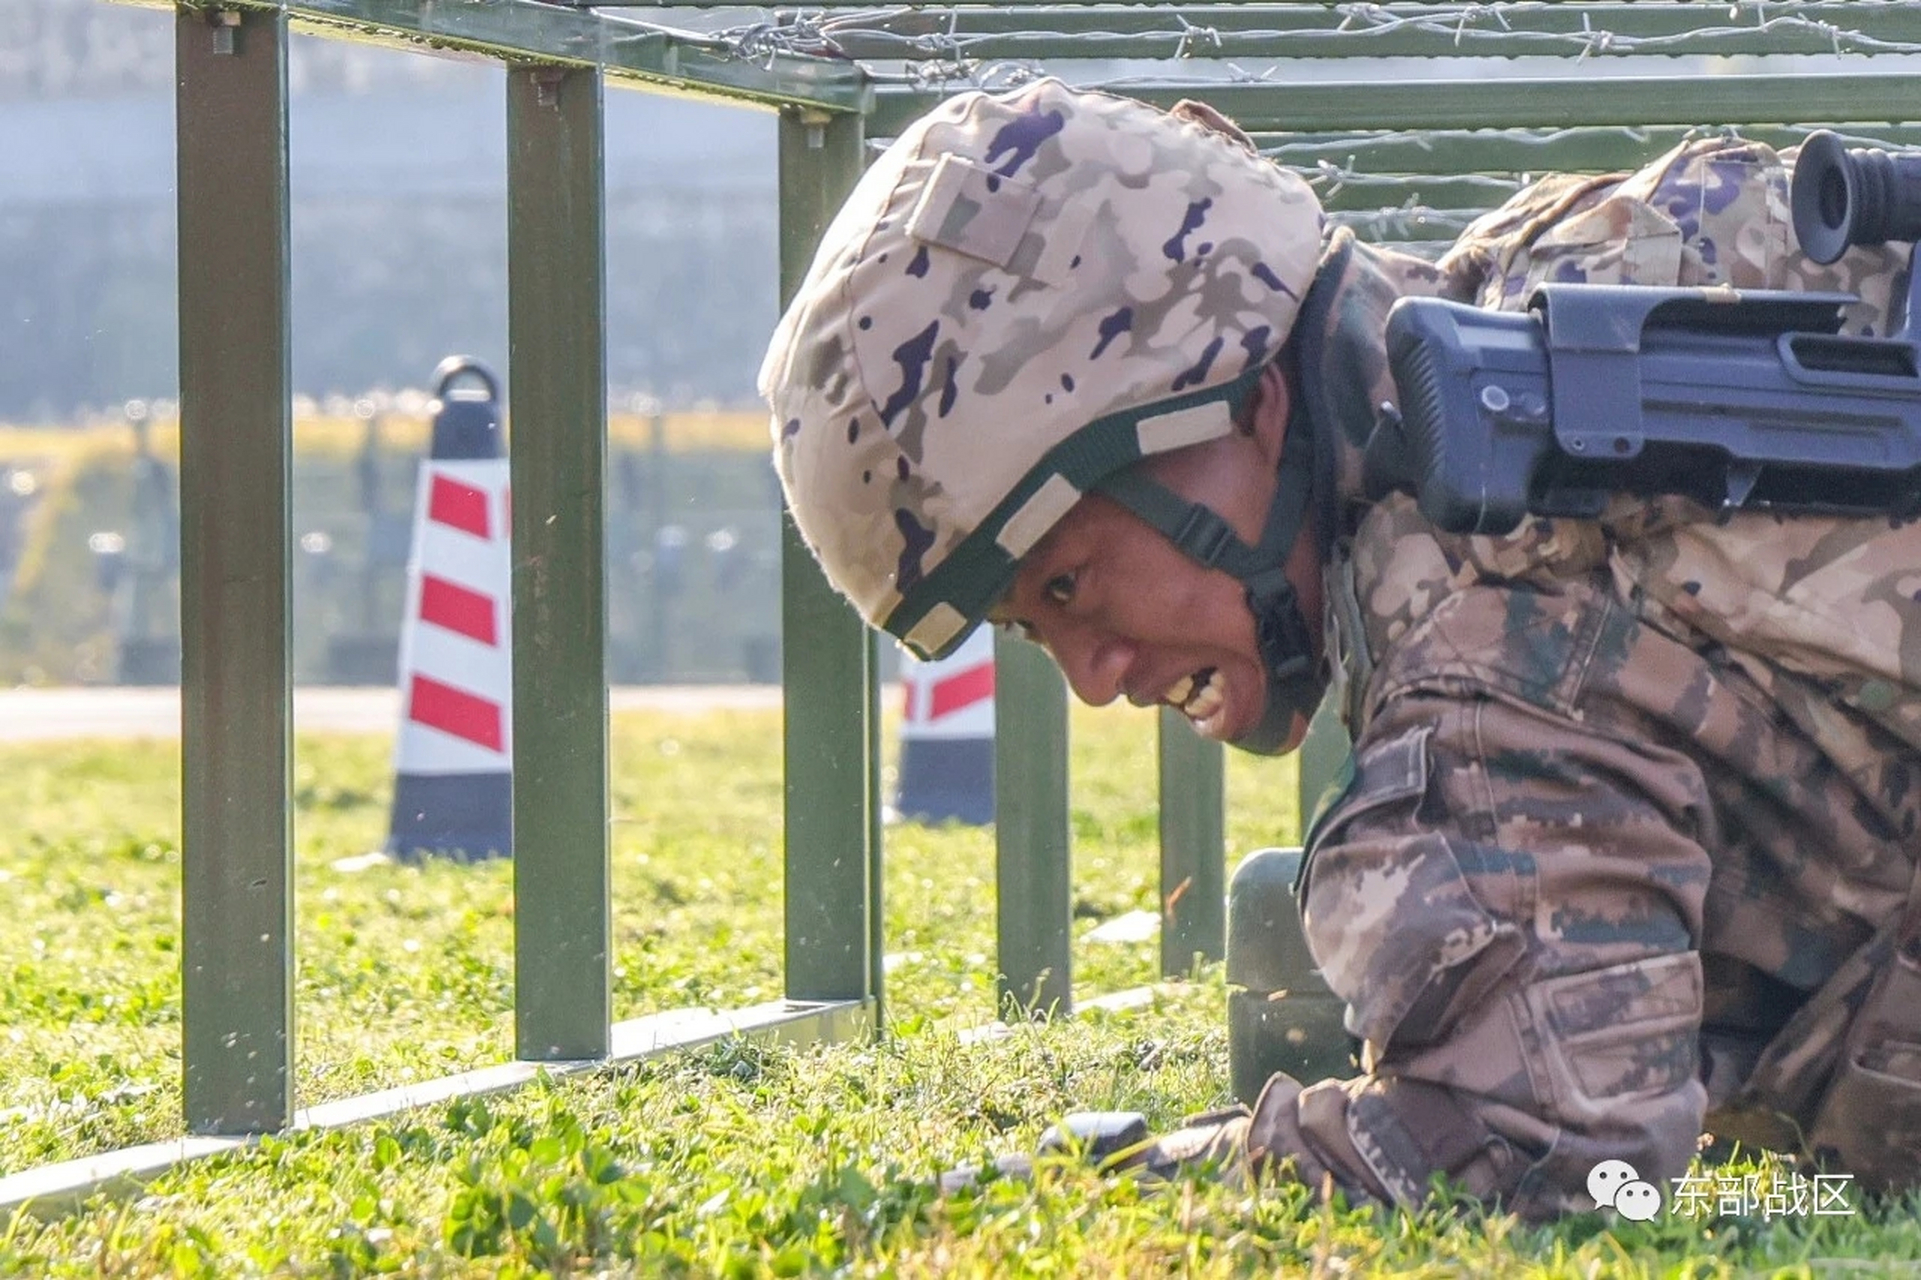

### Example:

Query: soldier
xmin=760 ymin=79 xmax=1921 ymax=1218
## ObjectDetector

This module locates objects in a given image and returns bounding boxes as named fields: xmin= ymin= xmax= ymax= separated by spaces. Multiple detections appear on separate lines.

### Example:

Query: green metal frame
xmin=507 ymin=63 xmax=615 ymax=1061
xmin=868 ymin=72 xmax=1921 ymax=137
xmin=1264 ymin=125 xmax=1921 ymax=175
xmin=36 ymin=0 xmax=1921 ymax=1221
xmin=993 ymin=632 xmax=1073 ymax=1016
xmin=136 ymin=0 xmax=870 ymax=110
xmin=1158 ymin=709 xmax=1224 ymax=979
xmin=778 ymin=1 xmax=1921 ymax=60
xmin=778 ymin=108 xmax=884 ymax=1017
xmin=0 ymin=998 xmax=864 ymax=1219
xmin=175 ymin=4 xmax=295 ymax=1136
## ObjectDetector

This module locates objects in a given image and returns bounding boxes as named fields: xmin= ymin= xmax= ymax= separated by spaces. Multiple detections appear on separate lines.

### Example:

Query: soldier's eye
xmin=1044 ymin=571 xmax=1078 ymax=607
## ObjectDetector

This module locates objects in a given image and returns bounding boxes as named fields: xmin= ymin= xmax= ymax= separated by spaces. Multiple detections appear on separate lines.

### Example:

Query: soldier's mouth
xmin=1161 ymin=668 xmax=1226 ymax=730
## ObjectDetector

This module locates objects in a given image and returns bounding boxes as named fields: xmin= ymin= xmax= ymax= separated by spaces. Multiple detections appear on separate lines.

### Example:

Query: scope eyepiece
xmin=1792 ymin=129 xmax=1921 ymax=265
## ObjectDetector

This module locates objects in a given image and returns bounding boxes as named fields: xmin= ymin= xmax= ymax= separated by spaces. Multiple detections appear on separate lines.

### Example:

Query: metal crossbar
xmin=581 ymin=1 xmax=1921 ymax=63
xmin=866 ymin=72 xmax=1921 ymax=135
xmin=125 ymin=0 xmax=871 ymax=109
xmin=0 ymin=999 xmax=869 ymax=1218
xmin=1262 ymin=124 xmax=1921 ymax=174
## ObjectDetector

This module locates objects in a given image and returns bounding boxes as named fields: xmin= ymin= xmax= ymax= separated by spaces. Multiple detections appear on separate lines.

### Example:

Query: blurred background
xmin=0 ymin=0 xmax=793 ymax=688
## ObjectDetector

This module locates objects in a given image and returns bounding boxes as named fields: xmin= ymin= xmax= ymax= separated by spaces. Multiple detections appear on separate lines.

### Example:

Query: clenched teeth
xmin=1161 ymin=668 xmax=1224 ymax=723
xmin=1185 ymin=671 xmax=1225 ymax=722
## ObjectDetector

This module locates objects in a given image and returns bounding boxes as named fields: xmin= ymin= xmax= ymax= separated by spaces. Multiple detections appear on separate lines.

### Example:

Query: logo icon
xmin=1588 ymin=1159 xmax=1663 ymax=1221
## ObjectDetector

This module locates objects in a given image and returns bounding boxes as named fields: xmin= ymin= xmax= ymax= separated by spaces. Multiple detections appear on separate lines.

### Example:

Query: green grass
xmin=2 ymin=706 xmax=1919 ymax=1276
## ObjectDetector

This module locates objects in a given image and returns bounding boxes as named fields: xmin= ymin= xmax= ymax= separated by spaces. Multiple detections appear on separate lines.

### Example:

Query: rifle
xmin=1376 ymin=132 xmax=1921 ymax=536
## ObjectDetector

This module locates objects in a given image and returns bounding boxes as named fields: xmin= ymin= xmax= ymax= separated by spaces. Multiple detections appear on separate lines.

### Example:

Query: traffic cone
xmin=386 ymin=357 xmax=513 ymax=862
xmin=893 ymin=626 xmax=995 ymax=825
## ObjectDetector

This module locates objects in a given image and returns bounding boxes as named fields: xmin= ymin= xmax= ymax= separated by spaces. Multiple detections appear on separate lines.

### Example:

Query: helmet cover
xmin=762 ymin=79 xmax=1324 ymax=658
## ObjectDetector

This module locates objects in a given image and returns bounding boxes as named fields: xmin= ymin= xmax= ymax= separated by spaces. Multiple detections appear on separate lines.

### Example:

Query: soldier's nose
xmin=1051 ymin=625 xmax=1131 ymax=708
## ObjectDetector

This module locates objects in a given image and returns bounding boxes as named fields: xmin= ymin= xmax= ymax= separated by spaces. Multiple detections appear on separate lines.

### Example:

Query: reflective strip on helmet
xmin=1137 ymin=402 xmax=1236 ymax=456
xmin=904 ymin=602 xmax=971 ymax=659
xmin=997 ymin=474 xmax=1082 ymax=559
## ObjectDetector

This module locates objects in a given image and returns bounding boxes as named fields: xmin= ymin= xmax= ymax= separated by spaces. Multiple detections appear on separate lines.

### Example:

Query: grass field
xmin=2 ymin=705 xmax=1919 ymax=1276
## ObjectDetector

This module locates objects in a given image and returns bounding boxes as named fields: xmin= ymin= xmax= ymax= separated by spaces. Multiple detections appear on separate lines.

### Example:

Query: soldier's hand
xmin=937 ymin=1105 xmax=1260 ymax=1193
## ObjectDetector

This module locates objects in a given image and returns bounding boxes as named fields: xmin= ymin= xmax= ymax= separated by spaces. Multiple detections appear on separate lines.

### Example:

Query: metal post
xmin=867 ymin=631 xmax=886 ymax=1031
xmin=646 ymin=413 xmax=667 ymax=680
xmin=778 ymin=108 xmax=876 ymax=1006
xmin=993 ymin=632 xmax=1072 ymax=1017
xmin=507 ymin=64 xmax=611 ymax=1061
xmin=123 ymin=413 xmax=181 ymax=684
xmin=1298 ymin=695 xmax=1350 ymax=838
xmin=776 ymin=109 xmax=875 ymax=999
xmin=175 ymin=3 xmax=294 ymax=1134
xmin=1157 ymin=709 xmax=1224 ymax=976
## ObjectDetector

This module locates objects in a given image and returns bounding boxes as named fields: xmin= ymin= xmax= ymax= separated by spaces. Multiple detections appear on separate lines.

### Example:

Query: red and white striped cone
xmin=386 ymin=358 xmax=513 ymax=862
xmin=894 ymin=625 xmax=995 ymax=826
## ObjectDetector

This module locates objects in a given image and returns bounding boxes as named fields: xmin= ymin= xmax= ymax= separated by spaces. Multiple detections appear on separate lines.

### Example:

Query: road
xmin=0 ymin=686 xmax=783 ymax=742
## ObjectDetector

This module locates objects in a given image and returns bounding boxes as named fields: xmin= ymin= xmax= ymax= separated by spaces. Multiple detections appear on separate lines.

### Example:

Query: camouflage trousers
xmin=1717 ymin=854 xmax=1921 ymax=1189
xmin=1256 ymin=561 xmax=1921 ymax=1217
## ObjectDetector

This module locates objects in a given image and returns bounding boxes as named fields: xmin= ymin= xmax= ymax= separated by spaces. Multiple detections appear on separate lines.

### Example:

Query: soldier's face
xmin=987 ymin=363 xmax=1320 ymax=748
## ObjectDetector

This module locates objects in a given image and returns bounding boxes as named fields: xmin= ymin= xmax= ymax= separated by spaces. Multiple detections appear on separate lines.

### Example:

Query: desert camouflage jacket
xmin=1251 ymin=136 xmax=1921 ymax=1217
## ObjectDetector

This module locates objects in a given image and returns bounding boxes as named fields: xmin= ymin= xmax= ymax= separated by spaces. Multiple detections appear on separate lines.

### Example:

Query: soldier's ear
xmin=1244 ymin=360 xmax=1292 ymax=464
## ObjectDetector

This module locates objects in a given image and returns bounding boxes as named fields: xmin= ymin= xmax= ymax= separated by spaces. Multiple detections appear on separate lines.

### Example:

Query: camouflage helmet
xmin=761 ymin=79 xmax=1324 ymax=659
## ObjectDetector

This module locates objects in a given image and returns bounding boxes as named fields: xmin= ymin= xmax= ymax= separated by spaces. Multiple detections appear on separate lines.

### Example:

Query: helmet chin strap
xmin=1094 ymin=406 xmax=1324 ymax=755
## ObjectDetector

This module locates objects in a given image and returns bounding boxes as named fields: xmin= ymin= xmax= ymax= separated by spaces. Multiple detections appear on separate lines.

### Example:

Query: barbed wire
xmin=598 ymin=0 xmax=1921 ymax=85
xmin=1330 ymin=206 xmax=1481 ymax=242
xmin=1286 ymin=123 xmax=1921 ymax=248
xmin=1321 ymin=2 xmax=1918 ymax=61
xmin=578 ymin=2 xmax=1921 ymax=242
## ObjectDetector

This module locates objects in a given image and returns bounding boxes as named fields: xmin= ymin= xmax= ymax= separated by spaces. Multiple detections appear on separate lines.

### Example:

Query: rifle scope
xmin=1792 ymin=130 xmax=1921 ymax=265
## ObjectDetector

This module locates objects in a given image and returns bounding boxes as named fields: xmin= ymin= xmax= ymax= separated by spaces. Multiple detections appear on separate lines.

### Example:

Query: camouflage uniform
xmin=760 ymin=83 xmax=1921 ymax=1216
xmin=1258 ymin=136 xmax=1921 ymax=1216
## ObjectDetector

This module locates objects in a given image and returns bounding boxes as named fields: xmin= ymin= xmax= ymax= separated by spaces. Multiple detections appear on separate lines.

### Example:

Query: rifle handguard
xmin=1382 ymin=284 xmax=1921 ymax=535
